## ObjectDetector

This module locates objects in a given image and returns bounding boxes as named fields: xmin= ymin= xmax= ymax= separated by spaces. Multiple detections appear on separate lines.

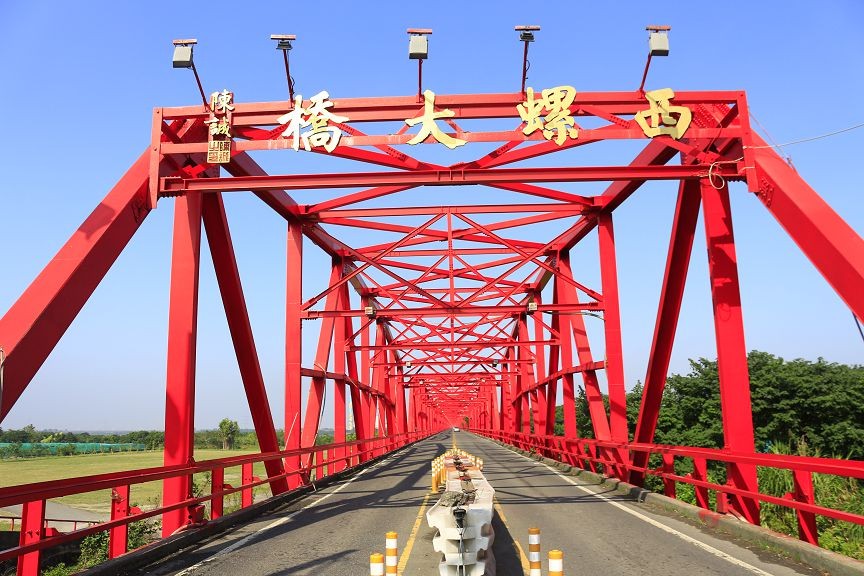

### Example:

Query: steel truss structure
xmin=1 ymin=87 xmax=864 ymax=572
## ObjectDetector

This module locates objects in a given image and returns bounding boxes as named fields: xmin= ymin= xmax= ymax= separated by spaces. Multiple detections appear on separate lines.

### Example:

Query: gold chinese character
xmin=517 ymin=86 xmax=579 ymax=145
xmin=634 ymin=88 xmax=692 ymax=140
xmin=405 ymin=89 xmax=466 ymax=149
xmin=205 ymin=117 xmax=231 ymax=137
xmin=277 ymin=90 xmax=348 ymax=152
xmin=210 ymin=90 xmax=235 ymax=114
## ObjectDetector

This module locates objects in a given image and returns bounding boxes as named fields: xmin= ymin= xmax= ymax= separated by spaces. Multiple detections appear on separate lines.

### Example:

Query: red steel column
xmin=0 ymin=152 xmax=151 ymax=420
xmin=532 ymin=293 xmax=548 ymax=435
xmin=202 ymin=194 xmax=288 ymax=495
xmin=301 ymin=263 xmax=342 ymax=459
xmin=333 ymin=282 xmax=348 ymax=473
xmin=555 ymin=264 xmax=577 ymax=440
xmin=631 ymin=181 xmax=701 ymax=485
xmin=559 ymin=254 xmax=610 ymax=442
xmin=285 ymin=216 xmax=303 ymax=488
xmin=344 ymin=300 xmax=367 ymax=457
xmin=360 ymin=304 xmax=373 ymax=443
xmin=395 ymin=367 xmax=408 ymax=435
xmin=162 ymin=192 xmax=202 ymax=537
xmin=545 ymin=285 xmax=561 ymax=436
xmin=752 ymin=137 xmax=864 ymax=320
xmin=518 ymin=315 xmax=533 ymax=433
xmin=701 ymin=178 xmax=760 ymax=524
xmin=373 ymin=327 xmax=387 ymax=437
xmin=597 ymin=213 xmax=628 ymax=443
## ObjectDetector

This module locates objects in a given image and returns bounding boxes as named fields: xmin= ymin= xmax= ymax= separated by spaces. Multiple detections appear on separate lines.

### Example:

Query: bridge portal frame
xmin=1 ymin=87 xmax=863 ymax=561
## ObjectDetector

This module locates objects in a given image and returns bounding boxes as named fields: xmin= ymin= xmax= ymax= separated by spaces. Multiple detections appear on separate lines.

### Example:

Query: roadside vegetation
xmin=553 ymin=350 xmax=864 ymax=559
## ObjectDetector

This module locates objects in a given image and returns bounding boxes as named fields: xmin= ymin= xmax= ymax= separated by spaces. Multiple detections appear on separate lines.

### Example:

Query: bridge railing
xmin=473 ymin=428 xmax=864 ymax=549
xmin=0 ymin=431 xmax=429 ymax=575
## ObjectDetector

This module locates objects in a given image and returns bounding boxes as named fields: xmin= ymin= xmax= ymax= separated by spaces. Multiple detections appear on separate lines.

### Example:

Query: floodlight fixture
xmin=407 ymin=28 xmax=431 ymax=59
xmin=639 ymin=25 xmax=671 ymax=92
xmin=364 ymin=306 xmax=376 ymax=317
xmin=271 ymin=33 xmax=296 ymax=51
xmin=271 ymin=34 xmax=298 ymax=100
xmin=171 ymin=39 xmax=208 ymax=109
xmin=172 ymin=38 xmax=197 ymax=68
xmin=491 ymin=359 xmax=499 ymax=368
xmin=527 ymin=300 xmax=538 ymax=315
xmin=647 ymin=25 xmax=671 ymax=56
xmin=406 ymin=361 xmax=412 ymax=369
xmin=407 ymin=28 xmax=432 ymax=100
xmin=515 ymin=26 xmax=540 ymax=94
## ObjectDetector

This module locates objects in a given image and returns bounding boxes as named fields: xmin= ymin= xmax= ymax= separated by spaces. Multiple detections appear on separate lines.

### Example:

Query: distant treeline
xmin=0 ymin=426 xmax=342 ymax=458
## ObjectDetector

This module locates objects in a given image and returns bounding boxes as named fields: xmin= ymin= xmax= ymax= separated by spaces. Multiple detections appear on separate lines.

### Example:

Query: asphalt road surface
xmin=140 ymin=431 xmax=825 ymax=576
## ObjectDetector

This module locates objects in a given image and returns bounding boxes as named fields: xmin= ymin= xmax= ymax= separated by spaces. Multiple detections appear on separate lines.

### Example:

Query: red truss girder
xmin=159 ymin=164 xmax=738 ymax=195
xmin=1 ymin=87 xmax=863 ymax=562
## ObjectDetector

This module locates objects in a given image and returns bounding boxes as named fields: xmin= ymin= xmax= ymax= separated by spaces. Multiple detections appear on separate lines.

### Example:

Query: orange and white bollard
xmin=385 ymin=531 xmax=398 ymax=574
xmin=370 ymin=552 xmax=384 ymax=576
xmin=528 ymin=527 xmax=541 ymax=576
xmin=548 ymin=549 xmax=564 ymax=576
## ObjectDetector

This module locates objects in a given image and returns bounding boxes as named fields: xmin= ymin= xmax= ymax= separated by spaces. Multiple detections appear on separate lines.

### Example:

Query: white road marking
xmin=512 ymin=450 xmax=777 ymax=576
xmin=174 ymin=450 xmax=405 ymax=575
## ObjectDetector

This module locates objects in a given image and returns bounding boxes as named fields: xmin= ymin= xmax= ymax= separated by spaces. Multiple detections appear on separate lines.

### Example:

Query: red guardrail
xmin=472 ymin=428 xmax=864 ymax=550
xmin=0 ymin=431 xmax=430 ymax=575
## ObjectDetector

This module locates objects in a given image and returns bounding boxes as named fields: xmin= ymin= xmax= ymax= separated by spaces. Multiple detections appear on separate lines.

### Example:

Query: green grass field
xmin=0 ymin=450 xmax=270 ymax=515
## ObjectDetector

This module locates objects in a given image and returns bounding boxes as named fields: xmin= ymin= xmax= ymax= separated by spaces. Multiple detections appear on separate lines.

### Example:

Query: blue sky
xmin=0 ymin=1 xmax=862 ymax=431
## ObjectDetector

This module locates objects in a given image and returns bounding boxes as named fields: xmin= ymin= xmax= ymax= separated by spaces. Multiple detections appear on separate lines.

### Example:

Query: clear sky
xmin=0 ymin=1 xmax=862 ymax=431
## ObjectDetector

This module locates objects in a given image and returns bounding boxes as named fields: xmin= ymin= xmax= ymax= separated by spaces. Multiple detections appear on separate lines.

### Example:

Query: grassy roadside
xmin=0 ymin=449 xmax=269 ymax=514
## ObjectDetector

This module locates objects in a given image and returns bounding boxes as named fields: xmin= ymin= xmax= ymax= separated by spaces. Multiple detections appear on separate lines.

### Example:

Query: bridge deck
xmin=142 ymin=432 xmax=820 ymax=576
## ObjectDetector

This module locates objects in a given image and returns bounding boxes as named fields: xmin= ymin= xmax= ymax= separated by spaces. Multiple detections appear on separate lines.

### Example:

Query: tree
xmin=218 ymin=418 xmax=240 ymax=450
xmin=551 ymin=351 xmax=864 ymax=459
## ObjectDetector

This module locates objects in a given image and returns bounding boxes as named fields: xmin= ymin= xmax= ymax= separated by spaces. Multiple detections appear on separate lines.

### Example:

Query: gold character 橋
xmin=277 ymin=90 xmax=349 ymax=152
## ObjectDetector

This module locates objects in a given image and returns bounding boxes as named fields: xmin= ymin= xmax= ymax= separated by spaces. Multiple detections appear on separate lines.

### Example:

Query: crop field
xmin=0 ymin=449 xmax=269 ymax=516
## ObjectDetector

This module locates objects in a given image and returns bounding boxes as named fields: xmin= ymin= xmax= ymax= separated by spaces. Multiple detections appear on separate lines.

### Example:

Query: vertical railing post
xmin=692 ymin=457 xmax=710 ymax=510
xmin=318 ymin=448 xmax=327 ymax=480
xmin=661 ymin=454 xmax=676 ymax=499
xmin=241 ymin=462 xmax=254 ymax=508
xmin=793 ymin=469 xmax=818 ymax=545
xmin=211 ymin=467 xmax=224 ymax=520
xmin=17 ymin=499 xmax=45 ymax=576
xmin=109 ymin=485 xmax=131 ymax=559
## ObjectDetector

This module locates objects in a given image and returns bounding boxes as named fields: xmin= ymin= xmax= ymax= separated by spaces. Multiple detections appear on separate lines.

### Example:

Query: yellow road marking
xmin=397 ymin=491 xmax=432 ymax=574
xmin=493 ymin=497 xmax=529 ymax=575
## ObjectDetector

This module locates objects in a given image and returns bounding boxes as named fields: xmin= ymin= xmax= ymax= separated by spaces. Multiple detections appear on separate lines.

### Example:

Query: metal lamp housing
xmin=409 ymin=35 xmax=428 ymax=60
xmin=648 ymin=31 xmax=669 ymax=56
xmin=172 ymin=45 xmax=194 ymax=68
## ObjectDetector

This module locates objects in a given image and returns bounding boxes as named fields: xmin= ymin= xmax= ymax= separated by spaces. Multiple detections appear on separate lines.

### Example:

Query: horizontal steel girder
xmin=303 ymin=302 xmax=601 ymax=319
xmin=159 ymin=165 xmax=739 ymax=195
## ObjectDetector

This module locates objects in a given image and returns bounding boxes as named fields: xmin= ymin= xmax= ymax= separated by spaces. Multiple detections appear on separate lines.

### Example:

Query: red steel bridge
xmin=1 ymin=76 xmax=863 ymax=575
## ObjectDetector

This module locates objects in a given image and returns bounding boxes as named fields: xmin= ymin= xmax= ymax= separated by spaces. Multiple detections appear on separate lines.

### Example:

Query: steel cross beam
xmin=159 ymin=164 xmax=737 ymax=194
xmin=303 ymin=302 xmax=600 ymax=318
